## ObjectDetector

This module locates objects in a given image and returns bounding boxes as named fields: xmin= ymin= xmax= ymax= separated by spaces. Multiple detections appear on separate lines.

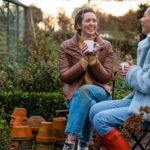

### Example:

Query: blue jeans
xmin=65 ymin=84 xmax=112 ymax=142
xmin=89 ymin=98 xmax=132 ymax=135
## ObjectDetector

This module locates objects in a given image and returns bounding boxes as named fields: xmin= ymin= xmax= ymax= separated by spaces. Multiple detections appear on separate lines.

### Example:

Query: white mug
xmin=120 ymin=62 xmax=128 ymax=73
xmin=84 ymin=40 xmax=94 ymax=52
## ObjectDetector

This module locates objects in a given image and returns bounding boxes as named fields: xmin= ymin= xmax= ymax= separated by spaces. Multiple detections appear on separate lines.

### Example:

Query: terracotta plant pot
xmin=26 ymin=116 xmax=45 ymax=132
xmin=36 ymin=122 xmax=55 ymax=142
xmin=26 ymin=116 xmax=46 ymax=140
xmin=11 ymin=107 xmax=27 ymax=120
xmin=11 ymin=117 xmax=23 ymax=127
xmin=10 ymin=107 xmax=27 ymax=127
xmin=52 ymin=117 xmax=67 ymax=140
xmin=11 ymin=125 xmax=32 ymax=139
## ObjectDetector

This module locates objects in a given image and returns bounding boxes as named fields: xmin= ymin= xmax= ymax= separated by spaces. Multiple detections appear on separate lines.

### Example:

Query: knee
xmin=89 ymin=102 xmax=107 ymax=124
xmin=93 ymin=113 xmax=109 ymax=135
xmin=79 ymin=85 xmax=90 ymax=95
xmin=93 ymin=113 xmax=105 ymax=128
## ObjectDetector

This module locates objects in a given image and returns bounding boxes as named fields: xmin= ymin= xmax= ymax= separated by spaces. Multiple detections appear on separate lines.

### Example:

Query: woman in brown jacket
xmin=59 ymin=7 xmax=113 ymax=150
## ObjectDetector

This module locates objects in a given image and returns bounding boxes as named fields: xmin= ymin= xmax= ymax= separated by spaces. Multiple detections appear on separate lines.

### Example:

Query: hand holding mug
xmin=119 ymin=62 xmax=131 ymax=76
xmin=82 ymin=40 xmax=95 ymax=60
xmin=80 ymin=42 xmax=89 ymax=61
xmin=93 ymin=42 xmax=103 ymax=55
xmin=84 ymin=40 xmax=103 ymax=55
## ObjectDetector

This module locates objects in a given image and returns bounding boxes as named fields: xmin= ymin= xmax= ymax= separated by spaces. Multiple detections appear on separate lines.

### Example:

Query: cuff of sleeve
xmin=89 ymin=55 xmax=97 ymax=65
xmin=80 ymin=58 xmax=88 ymax=70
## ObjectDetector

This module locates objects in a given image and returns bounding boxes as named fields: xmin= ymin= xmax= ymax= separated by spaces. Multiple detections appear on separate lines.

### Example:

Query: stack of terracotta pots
xmin=10 ymin=107 xmax=33 ymax=150
xmin=9 ymin=107 xmax=68 ymax=150
xmin=35 ymin=117 xmax=67 ymax=150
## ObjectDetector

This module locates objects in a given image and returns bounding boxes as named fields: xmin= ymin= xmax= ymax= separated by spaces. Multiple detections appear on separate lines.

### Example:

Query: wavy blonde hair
xmin=145 ymin=7 xmax=150 ymax=15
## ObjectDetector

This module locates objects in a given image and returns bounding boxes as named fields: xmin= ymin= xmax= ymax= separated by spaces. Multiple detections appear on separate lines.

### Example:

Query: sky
xmin=19 ymin=0 xmax=150 ymax=17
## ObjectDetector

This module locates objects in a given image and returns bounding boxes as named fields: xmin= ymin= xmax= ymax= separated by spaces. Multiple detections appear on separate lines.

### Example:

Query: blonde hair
xmin=146 ymin=7 xmax=150 ymax=15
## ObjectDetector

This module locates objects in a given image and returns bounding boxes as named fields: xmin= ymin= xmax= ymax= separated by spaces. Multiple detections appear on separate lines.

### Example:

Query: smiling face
xmin=77 ymin=12 xmax=97 ymax=38
xmin=140 ymin=7 xmax=150 ymax=34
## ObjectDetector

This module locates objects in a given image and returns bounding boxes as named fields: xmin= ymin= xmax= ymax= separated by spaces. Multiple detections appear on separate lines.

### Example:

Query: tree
xmin=117 ymin=10 xmax=138 ymax=39
xmin=30 ymin=5 xmax=43 ymax=24
xmin=57 ymin=8 xmax=73 ymax=31
xmin=26 ymin=5 xmax=43 ymax=47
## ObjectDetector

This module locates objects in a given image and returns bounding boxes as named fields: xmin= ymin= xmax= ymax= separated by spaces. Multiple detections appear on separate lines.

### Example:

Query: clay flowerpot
xmin=11 ymin=125 xmax=32 ymax=140
xmin=11 ymin=107 xmax=27 ymax=120
xmin=11 ymin=117 xmax=23 ymax=127
xmin=36 ymin=122 xmax=55 ymax=142
xmin=26 ymin=116 xmax=45 ymax=132
xmin=26 ymin=116 xmax=46 ymax=140
xmin=52 ymin=117 xmax=67 ymax=140
xmin=10 ymin=107 xmax=27 ymax=127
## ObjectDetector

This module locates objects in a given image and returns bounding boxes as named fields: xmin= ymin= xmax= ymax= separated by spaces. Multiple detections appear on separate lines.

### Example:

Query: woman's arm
xmin=59 ymin=43 xmax=87 ymax=84
xmin=126 ymin=65 xmax=150 ymax=94
xmin=88 ymin=42 xmax=113 ymax=84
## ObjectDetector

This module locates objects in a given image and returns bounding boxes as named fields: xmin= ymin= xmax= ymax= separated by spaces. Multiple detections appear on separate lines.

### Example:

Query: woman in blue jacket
xmin=89 ymin=7 xmax=150 ymax=150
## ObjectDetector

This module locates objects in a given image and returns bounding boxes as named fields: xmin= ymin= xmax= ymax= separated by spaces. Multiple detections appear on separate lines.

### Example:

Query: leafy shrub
xmin=113 ymin=75 xmax=132 ymax=99
xmin=0 ymin=92 xmax=66 ymax=121
xmin=0 ymin=119 xmax=10 ymax=150
xmin=105 ymin=37 xmax=137 ymax=58
xmin=0 ymin=33 xmax=61 ymax=92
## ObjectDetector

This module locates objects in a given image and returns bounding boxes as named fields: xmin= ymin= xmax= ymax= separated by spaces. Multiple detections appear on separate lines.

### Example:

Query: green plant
xmin=0 ymin=119 xmax=10 ymax=150
xmin=0 ymin=92 xmax=66 ymax=121
xmin=113 ymin=75 xmax=132 ymax=99
xmin=0 ymin=38 xmax=61 ymax=92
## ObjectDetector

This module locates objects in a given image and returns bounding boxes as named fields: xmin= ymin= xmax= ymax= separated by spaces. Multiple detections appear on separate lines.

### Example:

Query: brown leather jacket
xmin=59 ymin=33 xmax=113 ymax=100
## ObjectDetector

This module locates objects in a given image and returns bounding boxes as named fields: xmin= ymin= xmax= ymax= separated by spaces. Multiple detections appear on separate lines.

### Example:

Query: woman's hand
xmin=80 ymin=43 xmax=89 ymax=61
xmin=80 ymin=42 xmax=88 ymax=54
xmin=92 ymin=42 xmax=101 ymax=56
xmin=81 ymin=42 xmax=103 ymax=61
xmin=119 ymin=61 xmax=133 ymax=77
